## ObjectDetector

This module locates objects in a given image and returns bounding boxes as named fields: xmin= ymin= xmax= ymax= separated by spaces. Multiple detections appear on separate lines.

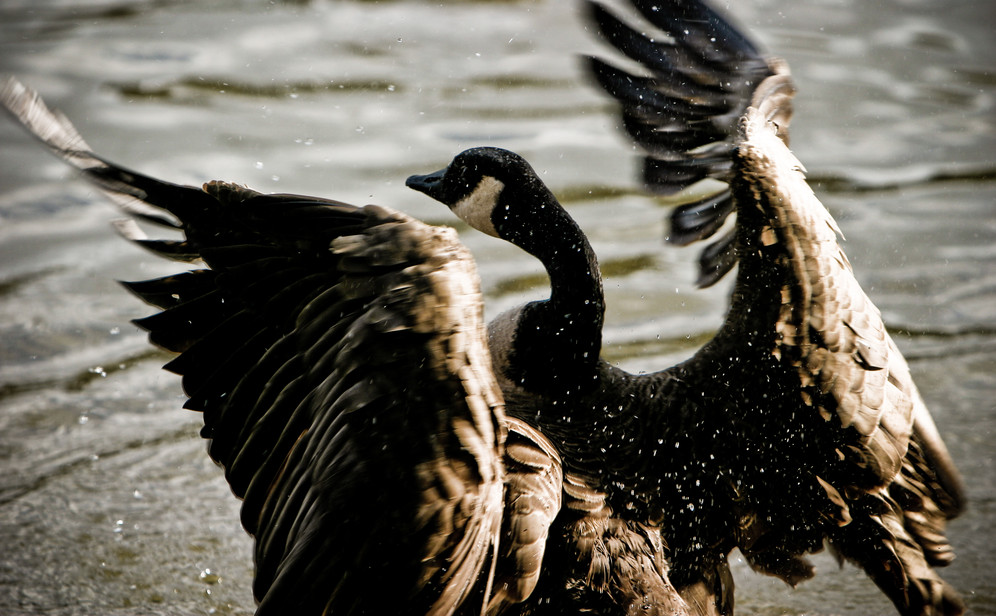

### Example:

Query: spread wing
xmin=132 ymin=198 xmax=507 ymax=616
xmin=1 ymin=77 xmax=564 ymax=616
xmin=734 ymin=102 xmax=964 ymax=614
xmin=585 ymin=2 xmax=965 ymax=614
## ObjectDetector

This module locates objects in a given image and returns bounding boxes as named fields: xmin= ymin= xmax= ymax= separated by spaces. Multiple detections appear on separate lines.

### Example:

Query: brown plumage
xmin=0 ymin=78 xmax=577 ymax=616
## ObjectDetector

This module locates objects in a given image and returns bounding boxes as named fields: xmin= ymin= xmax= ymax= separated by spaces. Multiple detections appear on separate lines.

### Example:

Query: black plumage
xmin=414 ymin=1 xmax=965 ymax=614
xmin=400 ymin=2 xmax=968 ymax=614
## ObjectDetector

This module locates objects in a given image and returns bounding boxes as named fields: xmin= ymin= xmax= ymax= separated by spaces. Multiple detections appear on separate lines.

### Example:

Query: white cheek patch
xmin=451 ymin=175 xmax=503 ymax=238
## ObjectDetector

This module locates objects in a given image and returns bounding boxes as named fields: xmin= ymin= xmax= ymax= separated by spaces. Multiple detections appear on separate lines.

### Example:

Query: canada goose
xmin=410 ymin=1 xmax=967 ymax=615
xmin=0 ymin=1 xmax=967 ymax=614
xmin=1 ymin=79 xmax=693 ymax=615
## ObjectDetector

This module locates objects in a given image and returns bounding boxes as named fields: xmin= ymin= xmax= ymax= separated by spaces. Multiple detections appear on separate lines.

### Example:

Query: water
xmin=1 ymin=0 xmax=994 ymax=614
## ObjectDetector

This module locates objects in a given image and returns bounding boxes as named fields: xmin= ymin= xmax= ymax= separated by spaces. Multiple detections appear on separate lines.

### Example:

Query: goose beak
xmin=406 ymin=168 xmax=447 ymax=201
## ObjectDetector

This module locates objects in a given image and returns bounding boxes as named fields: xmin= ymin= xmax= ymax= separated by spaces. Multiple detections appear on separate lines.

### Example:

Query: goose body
xmin=410 ymin=1 xmax=965 ymax=614
xmin=404 ymin=1 xmax=967 ymax=614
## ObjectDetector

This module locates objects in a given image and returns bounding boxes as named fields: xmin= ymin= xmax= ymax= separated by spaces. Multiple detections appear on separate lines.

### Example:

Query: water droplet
xmin=200 ymin=569 xmax=221 ymax=584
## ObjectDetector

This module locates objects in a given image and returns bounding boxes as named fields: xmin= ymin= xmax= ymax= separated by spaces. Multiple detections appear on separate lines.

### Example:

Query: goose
xmin=1 ymin=79 xmax=692 ymax=614
xmin=411 ymin=1 xmax=968 ymax=614
xmin=0 ymin=1 xmax=967 ymax=614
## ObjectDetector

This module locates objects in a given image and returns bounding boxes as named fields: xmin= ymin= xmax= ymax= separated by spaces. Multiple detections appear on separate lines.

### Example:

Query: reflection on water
xmin=1 ymin=0 xmax=994 ymax=614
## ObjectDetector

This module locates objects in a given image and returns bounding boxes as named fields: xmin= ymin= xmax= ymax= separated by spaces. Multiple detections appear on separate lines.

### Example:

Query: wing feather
xmin=487 ymin=417 xmax=563 ymax=611
xmin=2 ymin=77 xmax=517 ymax=616
xmin=585 ymin=0 xmax=780 ymax=287
xmin=558 ymin=475 xmax=692 ymax=615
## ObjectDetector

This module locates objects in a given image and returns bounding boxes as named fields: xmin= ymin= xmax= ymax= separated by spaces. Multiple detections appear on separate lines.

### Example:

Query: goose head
xmin=406 ymin=147 xmax=562 ymax=256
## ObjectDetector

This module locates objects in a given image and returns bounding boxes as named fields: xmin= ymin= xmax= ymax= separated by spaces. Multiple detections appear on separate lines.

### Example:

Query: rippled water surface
xmin=1 ymin=0 xmax=994 ymax=614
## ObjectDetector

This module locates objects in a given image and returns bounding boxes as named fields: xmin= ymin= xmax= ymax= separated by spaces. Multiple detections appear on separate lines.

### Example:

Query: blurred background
xmin=1 ymin=0 xmax=993 ymax=614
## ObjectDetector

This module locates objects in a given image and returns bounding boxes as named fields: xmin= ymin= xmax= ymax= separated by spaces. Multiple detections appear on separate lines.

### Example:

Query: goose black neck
xmin=499 ymin=182 xmax=605 ymax=395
